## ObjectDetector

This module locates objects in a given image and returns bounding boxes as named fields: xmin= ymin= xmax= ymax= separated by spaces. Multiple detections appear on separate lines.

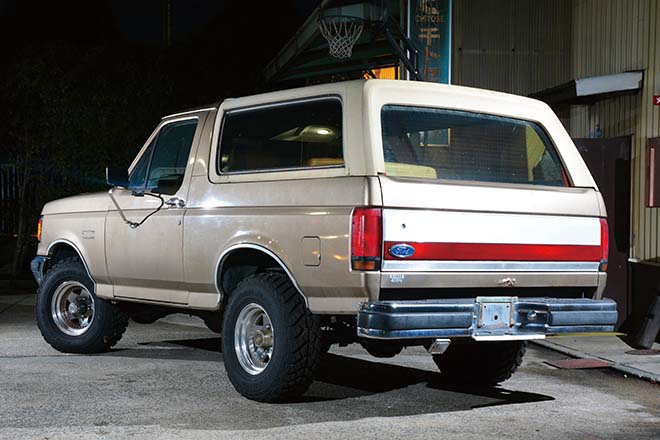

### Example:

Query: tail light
xmin=351 ymin=207 xmax=382 ymax=271
xmin=599 ymin=218 xmax=609 ymax=272
xmin=37 ymin=216 xmax=43 ymax=242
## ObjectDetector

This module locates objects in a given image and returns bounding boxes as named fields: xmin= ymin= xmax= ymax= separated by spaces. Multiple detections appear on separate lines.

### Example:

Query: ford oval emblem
xmin=389 ymin=243 xmax=416 ymax=259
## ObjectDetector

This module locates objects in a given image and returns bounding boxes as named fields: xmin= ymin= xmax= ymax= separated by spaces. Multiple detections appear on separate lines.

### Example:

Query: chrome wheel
xmin=234 ymin=303 xmax=274 ymax=375
xmin=50 ymin=281 xmax=95 ymax=336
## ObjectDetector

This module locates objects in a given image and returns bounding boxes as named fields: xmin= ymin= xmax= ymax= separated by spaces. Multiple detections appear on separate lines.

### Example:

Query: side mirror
xmin=106 ymin=166 xmax=129 ymax=188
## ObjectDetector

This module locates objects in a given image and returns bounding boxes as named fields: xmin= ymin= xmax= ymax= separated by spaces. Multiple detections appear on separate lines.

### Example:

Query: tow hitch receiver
xmin=473 ymin=297 xmax=541 ymax=341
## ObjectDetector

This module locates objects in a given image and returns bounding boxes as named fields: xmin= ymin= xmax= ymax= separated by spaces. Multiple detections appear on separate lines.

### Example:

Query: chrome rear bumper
xmin=357 ymin=297 xmax=617 ymax=341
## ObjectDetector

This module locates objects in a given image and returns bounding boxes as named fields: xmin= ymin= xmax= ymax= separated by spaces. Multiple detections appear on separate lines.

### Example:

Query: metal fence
xmin=0 ymin=164 xmax=18 ymax=235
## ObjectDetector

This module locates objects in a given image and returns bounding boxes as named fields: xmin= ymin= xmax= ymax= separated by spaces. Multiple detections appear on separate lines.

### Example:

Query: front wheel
xmin=221 ymin=272 xmax=321 ymax=402
xmin=36 ymin=257 xmax=128 ymax=353
xmin=433 ymin=341 xmax=527 ymax=386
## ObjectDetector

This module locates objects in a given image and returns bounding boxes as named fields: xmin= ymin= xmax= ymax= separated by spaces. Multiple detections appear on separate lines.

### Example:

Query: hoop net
xmin=318 ymin=16 xmax=364 ymax=59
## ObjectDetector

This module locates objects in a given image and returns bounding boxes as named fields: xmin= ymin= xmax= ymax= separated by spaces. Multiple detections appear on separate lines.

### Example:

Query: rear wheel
xmin=221 ymin=272 xmax=321 ymax=402
xmin=433 ymin=341 xmax=526 ymax=386
xmin=36 ymin=257 xmax=128 ymax=353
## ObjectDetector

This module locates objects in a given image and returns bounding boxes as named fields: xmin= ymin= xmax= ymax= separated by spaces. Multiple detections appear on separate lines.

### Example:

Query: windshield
xmin=381 ymin=105 xmax=567 ymax=187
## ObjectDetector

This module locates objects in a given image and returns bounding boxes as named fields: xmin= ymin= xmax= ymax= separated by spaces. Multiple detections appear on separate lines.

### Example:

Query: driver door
xmin=105 ymin=116 xmax=204 ymax=304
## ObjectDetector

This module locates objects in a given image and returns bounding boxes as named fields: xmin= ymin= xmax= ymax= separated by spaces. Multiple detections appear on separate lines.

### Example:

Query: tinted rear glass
xmin=381 ymin=105 xmax=567 ymax=186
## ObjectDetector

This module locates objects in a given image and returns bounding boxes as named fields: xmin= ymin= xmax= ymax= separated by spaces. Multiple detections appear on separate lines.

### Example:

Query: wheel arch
xmin=215 ymin=244 xmax=308 ymax=308
xmin=46 ymin=239 xmax=96 ymax=285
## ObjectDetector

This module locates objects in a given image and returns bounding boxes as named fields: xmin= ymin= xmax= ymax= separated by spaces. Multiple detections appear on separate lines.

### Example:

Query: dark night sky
xmin=0 ymin=0 xmax=319 ymax=45
xmin=0 ymin=0 xmax=325 ymax=163
xmin=0 ymin=0 xmax=323 ymax=266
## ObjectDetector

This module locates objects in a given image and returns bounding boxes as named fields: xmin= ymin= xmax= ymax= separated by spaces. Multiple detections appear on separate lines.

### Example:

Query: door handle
xmin=164 ymin=197 xmax=186 ymax=208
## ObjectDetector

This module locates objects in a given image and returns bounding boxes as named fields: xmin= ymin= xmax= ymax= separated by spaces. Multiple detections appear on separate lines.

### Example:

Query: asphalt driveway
xmin=0 ymin=293 xmax=658 ymax=439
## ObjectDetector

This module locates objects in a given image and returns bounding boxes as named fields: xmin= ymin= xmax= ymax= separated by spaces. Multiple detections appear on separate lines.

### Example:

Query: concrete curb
xmin=532 ymin=339 xmax=660 ymax=384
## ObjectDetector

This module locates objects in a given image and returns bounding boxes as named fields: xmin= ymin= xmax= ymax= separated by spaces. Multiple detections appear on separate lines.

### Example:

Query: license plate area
xmin=475 ymin=297 xmax=516 ymax=331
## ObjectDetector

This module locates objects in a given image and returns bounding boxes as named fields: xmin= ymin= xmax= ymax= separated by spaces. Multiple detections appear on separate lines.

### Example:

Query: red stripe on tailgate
xmin=384 ymin=242 xmax=602 ymax=262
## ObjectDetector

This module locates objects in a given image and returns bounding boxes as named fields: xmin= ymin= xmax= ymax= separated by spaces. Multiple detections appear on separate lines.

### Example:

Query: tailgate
xmin=379 ymin=176 xmax=606 ymax=291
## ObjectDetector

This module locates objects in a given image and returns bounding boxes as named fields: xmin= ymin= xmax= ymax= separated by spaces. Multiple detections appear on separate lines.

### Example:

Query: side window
xmin=127 ymin=119 xmax=198 ymax=194
xmin=145 ymin=120 xmax=198 ymax=193
xmin=218 ymin=98 xmax=343 ymax=173
xmin=128 ymin=140 xmax=155 ymax=190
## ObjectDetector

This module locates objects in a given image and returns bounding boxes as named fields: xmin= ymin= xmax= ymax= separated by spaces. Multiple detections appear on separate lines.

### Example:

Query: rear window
xmin=381 ymin=105 xmax=567 ymax=187
xmin=218 ymin=98 xmax=343 ymax=173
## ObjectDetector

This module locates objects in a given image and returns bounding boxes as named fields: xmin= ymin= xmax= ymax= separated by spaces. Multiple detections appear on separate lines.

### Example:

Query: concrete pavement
xmin=535 ymin=335 xmax=660 ymax=383
xmin=1 ymin=293 xmax=659 ymax=439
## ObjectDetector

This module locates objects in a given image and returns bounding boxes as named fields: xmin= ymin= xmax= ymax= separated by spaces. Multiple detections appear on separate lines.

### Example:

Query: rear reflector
xmin=351 ymin=208 xmax=382 ymax=271
xmin=600 ymin=218 xmax=609 ymax=272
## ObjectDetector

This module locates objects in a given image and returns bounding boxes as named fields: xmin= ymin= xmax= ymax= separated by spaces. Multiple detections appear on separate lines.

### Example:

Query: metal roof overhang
xmin=263 ymin=1 xmax=398 ymax=84
xmin=530 ymin=71 xmax=644 ymax=106
xmin=271 ymin=42 xmax=399 ymax=82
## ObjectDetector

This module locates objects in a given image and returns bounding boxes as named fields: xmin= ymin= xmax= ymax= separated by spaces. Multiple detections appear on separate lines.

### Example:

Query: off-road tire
xmin=221 ymin=272 xmax=321 ymax=402
xmin=36 ymin=256 xmax=128 ymax=353
xmin=433 ymin=341 xmax=526 ymax=386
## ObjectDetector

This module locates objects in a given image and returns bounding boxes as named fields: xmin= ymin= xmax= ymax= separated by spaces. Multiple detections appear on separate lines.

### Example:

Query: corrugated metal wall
xmin=452 ymin=0 xmax=573 ymax=96
xmin=570 ymin=0 xmax=660 ymax=261
xmin=452 ymin=0 xmax=660 ymax=261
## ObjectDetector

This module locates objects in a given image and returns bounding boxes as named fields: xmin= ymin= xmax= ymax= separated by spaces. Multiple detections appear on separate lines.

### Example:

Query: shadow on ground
xmin=100 ymin=336 xmax=553 ymax=417
xmin=1 ymin=299 xmax=556 ymax=429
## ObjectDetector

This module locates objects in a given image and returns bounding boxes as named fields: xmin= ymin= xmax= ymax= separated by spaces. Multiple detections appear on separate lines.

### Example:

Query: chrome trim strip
xmin=221 ymin=164 xmax=344 ymax=176
xmin=473 ymin=334 xmax=546 ymax=341
xmin=215 ymin=243 xmax=308 ymax=307
xmin=381 ymin=260 xmax=600 ymax=272
xmin=357 ymin=327 xmax=547 ymax=341
xmin=46 ymin=239 xmax=97 ymax=291
xmin=162 ymin=107 xmax=216 ymax=120
xmin=357 ymin=327 xmax=471 ymax=340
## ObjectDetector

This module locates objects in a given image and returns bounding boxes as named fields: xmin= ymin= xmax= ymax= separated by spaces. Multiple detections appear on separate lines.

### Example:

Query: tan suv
xmin=31 ymin=79 xmax=617 ymax=401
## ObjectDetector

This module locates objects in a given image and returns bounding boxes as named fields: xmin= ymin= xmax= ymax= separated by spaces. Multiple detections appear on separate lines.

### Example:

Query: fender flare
xmin=215 ymin=243 xmax=308 ymax=307
xmin=46 ymin=239 xmax=97 ymax=289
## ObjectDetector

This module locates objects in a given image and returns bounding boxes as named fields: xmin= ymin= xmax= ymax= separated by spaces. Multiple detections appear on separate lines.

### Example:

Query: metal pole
xmin=383 ymin=27 xmax=422 ymax=81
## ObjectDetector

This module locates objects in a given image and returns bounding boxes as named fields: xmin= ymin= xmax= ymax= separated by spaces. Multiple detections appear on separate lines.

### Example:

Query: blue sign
xmin=409 ymin=0 xmax=452 ymax=84
xmin=389 ymin=243 xmax=416 ymax=259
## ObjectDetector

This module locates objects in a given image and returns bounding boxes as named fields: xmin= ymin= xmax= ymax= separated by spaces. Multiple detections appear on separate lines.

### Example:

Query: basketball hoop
xmin=318 ymin=15 xmax=365 ymax=59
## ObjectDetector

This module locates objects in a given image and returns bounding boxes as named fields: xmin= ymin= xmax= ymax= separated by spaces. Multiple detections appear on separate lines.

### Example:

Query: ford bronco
xmin=31 ymin=79 xmax=617 ymax=401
